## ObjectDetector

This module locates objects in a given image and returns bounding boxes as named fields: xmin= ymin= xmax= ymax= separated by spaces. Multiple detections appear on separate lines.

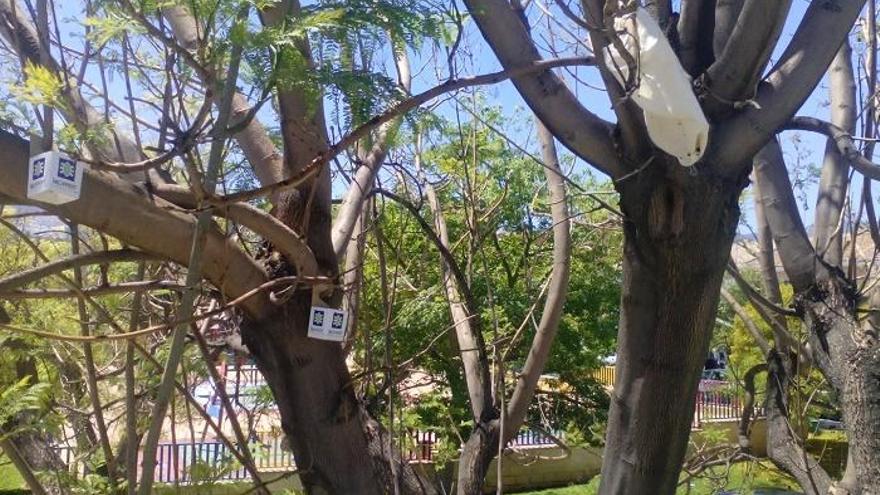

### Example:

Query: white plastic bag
xmin=603 ymin=8 xmax=709 ymax=166
xmin=27 ymin=150 xmax=85 ymax=204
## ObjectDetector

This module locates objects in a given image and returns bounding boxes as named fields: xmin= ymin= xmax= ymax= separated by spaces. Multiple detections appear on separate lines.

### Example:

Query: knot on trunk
xmin=647 ymin=181 xmax=684 ymax=241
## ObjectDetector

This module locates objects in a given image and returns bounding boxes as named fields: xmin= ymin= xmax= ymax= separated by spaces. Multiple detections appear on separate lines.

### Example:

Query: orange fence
xmin=590 ymin=366 xmax=616 ymax=387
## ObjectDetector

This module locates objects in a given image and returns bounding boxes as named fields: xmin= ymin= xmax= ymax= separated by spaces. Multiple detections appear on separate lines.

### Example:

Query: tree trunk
xmin=599 ymin=161 xmax=746 ymax=495
xmin=456 ymin=422 xmax=500 ymax=495
xmin=0 ymin=432 xmax=67 ymax=495
xmin=241 ymin=298 xmax=436 ymax=495
xmin=799 ymin=281 xmax=880 ymax=494
xmin=765 ymin=350 xmax=832 ymax=495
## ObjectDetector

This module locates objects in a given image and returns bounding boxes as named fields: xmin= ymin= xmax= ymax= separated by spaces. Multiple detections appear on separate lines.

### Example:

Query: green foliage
xmin=0 ymin=375 xmax=51 ymax=438
xmin=721 ymin=276 xmax=839 ymax=427
xmin=0 ymin=454 xmax=27 ymax=492
xmin=351 ymin=108 xmax=621 ymax=451
xmin=84 ymin=10 xmax=143 ymax=46
xmin=688 ymin=424 xmax=732 ymax=452
xmin=57 ymin=122 xmax=113 ymax=155
xmin=65 ymin=473 xmax=113 ymax=495
xmin=806 ymin=431 xmax=849 ymax=478
xmin=9 ymin=63 xmax=65 ymax=110
xmin=242 ymin=0 xmax=441 ymax=126
xmin=726 ymin=283 xmax=798 ymax=382
xmin=0 ymin=225 xmax=157 ymax=491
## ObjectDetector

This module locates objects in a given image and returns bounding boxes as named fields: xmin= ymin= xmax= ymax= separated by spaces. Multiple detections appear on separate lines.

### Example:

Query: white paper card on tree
xmin=307 ymin=306 xmax=348 ymax=342
xmin=603 ymin=8 xmax=710 ymax=166
xmin=27 ymin=151 xmax=85 ymax=205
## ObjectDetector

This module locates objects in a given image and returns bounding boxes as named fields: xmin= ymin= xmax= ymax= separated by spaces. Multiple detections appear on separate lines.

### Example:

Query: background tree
xmin=0 ymin=1 xmax=603 ymax=493
xmin=460 ymin=0 xmax=875 ymax=492
xmin=736 ymin=33 xmax=880 ymax=493
xmin=349 ymin=108 xmax=621 ymax=492
xmin=0 ymin=0 xmax=444 ymax=492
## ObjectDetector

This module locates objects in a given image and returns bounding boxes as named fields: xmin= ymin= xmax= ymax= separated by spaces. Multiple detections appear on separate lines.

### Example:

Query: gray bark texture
xmin=460 ymin=0 xmax=867 ymax=492
xmin=599 ymin=159 xmax=746 ymax=494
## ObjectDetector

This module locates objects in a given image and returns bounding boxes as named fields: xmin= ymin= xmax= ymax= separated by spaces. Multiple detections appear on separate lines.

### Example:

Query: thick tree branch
xmin=752 ymin=178 xmax=792 ymax=336
xmin=737 ymin=363 xmax=767 ymax=450
xmin=703 ymin=0 xmax=791 ymax=116
xmin=375 ymin=181 xmax=492 ymax=423
xmin=0 ymin=130 xmax=272 ymax=317
xmin=0 ymin=280 xmax=184 ymax=299
xmin=149 ymin=183 xmax=318 ymax=277
xmin=786 ymin=116 xmax=880 ymax=181
xmin=678 ymin=0 xmax=715 ymax=77
xmin=160 ymin=6 xmax=286 ymax=188
xmin=752 ymin=139 xmax=818 ymax=292
xmin=712 ymin=0 xmax=745 ymax=57
xmin=0 ymin=249 xmax=154 ymax=293
xmin=331 ymin=38 xmax=412 ymax=258
xmin=712 ymin=0 xmax=866 ymax=172
xmin=504 ymin=120 xmax=571 ymax=440
xmin=813 ymin=41 xmax=856 ymax=270
xmin=765 ymin=351 xmax=832 ymax=495
xmin=461 ymin=0 xmax=621 ymax=177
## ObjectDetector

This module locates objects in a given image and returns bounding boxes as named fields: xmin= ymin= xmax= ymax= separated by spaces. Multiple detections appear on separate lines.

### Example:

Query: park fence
xmin=147 ymin=364 xmax=763 ymax=484
xmin=153 ymin=436 xmax=296 ymax=484
xmin=692 ymin=383 xmax=764 ymax=429
xmin=151 ymin=427 xmax=561 ymax=484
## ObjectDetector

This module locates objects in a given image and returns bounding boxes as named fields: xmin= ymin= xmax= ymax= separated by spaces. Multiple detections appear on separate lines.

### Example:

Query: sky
xmin=40 ymin=0 xmax=872 ymax=239
xmin=431 ymin=0 xmax=849 ymax=236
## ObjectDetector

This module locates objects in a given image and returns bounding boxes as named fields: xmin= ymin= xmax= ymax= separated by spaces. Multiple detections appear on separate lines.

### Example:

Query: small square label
xmin=32 ymin=158 xmax=45 ymax=180
xmin=308 ymin=306 xmax=348 ymax=342
xmin=57 ymin=158 xmax=77 ymax=181
xmin=311 ymin=309 xmax=325 ymax=328
xmin=331 ymin=312 xmax=344 ymax=330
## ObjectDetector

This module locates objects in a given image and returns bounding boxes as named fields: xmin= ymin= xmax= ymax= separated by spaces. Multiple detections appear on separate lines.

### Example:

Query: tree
xmin=0 ymin=0 xmax=439 ymax=492
xmin=2 ymin=0 xmax=876 ymax=493
xmin=460 ymin=0 xmax=874 ymax=493
xmin=351 ymin=110 xmax=620 ymax=493
xmin=738 ymin=33 xmax=880 ymax=493
xmin=0 ymin=1 xmax=598 ymax=493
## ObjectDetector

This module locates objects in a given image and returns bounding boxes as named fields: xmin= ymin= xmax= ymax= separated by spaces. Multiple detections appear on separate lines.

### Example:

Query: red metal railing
xmin=692 ymin=386 xmax=764 ymax=429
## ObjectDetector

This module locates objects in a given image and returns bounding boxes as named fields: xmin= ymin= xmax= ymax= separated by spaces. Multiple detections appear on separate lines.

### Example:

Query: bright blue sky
xmin=43 ymin=0 xmax=869 ymax=238
xmin=430 ymin=0 xmax=849 ymax=236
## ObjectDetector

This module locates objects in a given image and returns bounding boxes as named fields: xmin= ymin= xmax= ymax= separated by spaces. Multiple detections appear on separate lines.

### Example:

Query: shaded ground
xmin=514 ymin=461 xmax=802 ymax=495
xmin=0 ymin=455 xmax=26 ymax=494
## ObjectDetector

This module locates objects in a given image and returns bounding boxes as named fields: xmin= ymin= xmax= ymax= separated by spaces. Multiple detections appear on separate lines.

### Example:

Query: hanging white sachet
xmin=603 ymin=8 xmax=710 ymax=166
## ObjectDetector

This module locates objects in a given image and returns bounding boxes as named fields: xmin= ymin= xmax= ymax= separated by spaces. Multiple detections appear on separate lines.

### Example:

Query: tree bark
xmin=765 ymin=351 xmax=832 ymax=495
xmin=240 ymin=302 xmax=436 ymax=494
xmin=799 ymin=282 xmax=880 ymax=494
xmin=0 ymin=433 xmax=66 ymax=495
xmin=420 ymin=149 xmax=496 ymax=495
xmin=456 ymin=425 xmax=500 ymax=495
xmin=756 ymin=132 xmax=880 ymax=493
xmin=598 ymin=160 xmax=746 ymax=495
xmin=813 ymin=42 xmax=855 ymax=269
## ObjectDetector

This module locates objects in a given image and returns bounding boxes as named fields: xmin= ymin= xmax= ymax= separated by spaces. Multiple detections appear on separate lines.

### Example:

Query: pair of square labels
xmin=308 ymin=306 xmax=348 ymax=342
xmin=28 ymin=151 xmax=84 ymax=205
